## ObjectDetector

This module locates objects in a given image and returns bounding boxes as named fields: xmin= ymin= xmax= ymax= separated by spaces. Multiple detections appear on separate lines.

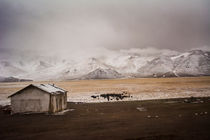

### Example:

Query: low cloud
xmin=0 ymin=0 xmax=209 ymax=61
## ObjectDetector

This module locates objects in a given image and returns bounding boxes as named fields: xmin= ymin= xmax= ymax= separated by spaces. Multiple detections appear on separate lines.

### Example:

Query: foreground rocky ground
xmin=0 ymin=97 xmax=210 ymax=140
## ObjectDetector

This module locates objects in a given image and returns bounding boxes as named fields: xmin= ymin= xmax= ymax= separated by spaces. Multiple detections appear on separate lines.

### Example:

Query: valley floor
xmin=0 ymin=97 xmax=210 ymax=140
xmin=0 ymin=76 xmax=210 ymax=105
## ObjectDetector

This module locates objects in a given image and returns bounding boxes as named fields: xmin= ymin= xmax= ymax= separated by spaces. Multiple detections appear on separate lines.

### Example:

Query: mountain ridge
xmin=0 ymin=49 xmax=209 ymax=81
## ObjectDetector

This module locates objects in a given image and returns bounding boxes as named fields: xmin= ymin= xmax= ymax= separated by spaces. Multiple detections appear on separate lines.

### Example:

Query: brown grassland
xmin=0 ymin=76 xmax=210 ymax=98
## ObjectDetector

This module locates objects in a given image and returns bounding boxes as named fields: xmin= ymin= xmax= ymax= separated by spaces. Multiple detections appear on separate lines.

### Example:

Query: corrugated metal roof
xmin=8 ymin=84 xmax=67 ymax=98
xmin=32 ymin=84 xmax=66 ymax=94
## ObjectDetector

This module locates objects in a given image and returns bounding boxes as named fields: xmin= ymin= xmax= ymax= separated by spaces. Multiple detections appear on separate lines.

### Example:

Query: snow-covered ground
xmin=1 ymin=89 xmax=210 ymax=106
xmin=0 ymin=94 xmax=10 ymax=106
xmin=67 ymin=89 xmax=210 ymax=103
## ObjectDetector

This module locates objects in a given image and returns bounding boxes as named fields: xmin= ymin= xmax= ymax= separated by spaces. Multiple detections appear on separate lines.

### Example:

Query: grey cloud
xmin=0 ymin=0 xmax=209 ymax=60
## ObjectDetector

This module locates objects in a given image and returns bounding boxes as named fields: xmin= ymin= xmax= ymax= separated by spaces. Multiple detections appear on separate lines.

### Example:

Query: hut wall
xmin=49 ymin=93 xmax=67 ymax=113
xmin=11 ymin=87 xmax=50 ymax=114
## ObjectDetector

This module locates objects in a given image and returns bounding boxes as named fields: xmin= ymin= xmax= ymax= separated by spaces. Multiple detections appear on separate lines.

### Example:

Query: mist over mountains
xmin=0 ymin=48 xmax=209 ymax=81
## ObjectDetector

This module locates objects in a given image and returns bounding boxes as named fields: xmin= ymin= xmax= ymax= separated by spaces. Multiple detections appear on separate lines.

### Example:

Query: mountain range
xmin=0 ymin=49 xmax=209 ymax=81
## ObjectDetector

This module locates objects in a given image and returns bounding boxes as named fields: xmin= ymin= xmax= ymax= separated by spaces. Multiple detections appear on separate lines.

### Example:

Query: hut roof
xmin=8 ymin=84 xmax=67 ymax=98
xmin=34 ymin=84 xmax=66 ymax=94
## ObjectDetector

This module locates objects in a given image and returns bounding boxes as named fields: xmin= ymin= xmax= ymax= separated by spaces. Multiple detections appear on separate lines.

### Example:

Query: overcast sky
xmin=0 ymin=0 xmax=209 ymax=59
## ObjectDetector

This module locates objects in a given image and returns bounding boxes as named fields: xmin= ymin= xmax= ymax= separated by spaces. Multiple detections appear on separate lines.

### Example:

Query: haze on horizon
xmin=0 ymin=0 xmax=210 ymax=60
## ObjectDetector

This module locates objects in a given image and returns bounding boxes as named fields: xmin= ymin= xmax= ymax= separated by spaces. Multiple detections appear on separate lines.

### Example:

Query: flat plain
xmin=0 ymin=76 xmax=210 ymax=104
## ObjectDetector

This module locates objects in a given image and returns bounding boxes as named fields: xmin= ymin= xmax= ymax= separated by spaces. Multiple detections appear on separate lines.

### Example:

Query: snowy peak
xmin=171 ymin=50 xmax=209 ymax=61
xmin=137 ymin=50 xmax=210 ymax=77
xmin=80 ymin=68 xmax=123 ymax=79
xmin=137 ymin=56 xmax=174 ymax=77
xmin=173 ymin=50 xmax=210 ymax=76
xmin=86 ymin=57 xmax=112 ymax=70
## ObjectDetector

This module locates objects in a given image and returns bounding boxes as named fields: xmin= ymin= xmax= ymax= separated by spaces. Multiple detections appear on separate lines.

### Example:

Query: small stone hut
xmin=8 ymin=84 xmax=67 ymax=114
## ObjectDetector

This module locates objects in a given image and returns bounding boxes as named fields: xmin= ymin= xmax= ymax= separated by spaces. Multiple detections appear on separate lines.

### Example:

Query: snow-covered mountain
xmin=137 ymin=56 xmax=175 ymax=77
xmin=80 ymin=68 xmax=123 ymax=80
xmin=172 ymin=50 xmax=210 ymax=76
xmin=0 ymin=76 xmax=32 ymax=82
xmin=137 ymin=50 xmax=210 ymax=77
xmin=0 ymin=61 xmax=26 ymax=77
xmin=0 ymin=49 xmax=209 ymax=81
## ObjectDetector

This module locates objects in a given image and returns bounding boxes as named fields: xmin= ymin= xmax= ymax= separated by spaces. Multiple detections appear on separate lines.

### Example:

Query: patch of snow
xmin=173 ymin=70 xmax=179 ymax=77
xmin=52 ymin=109 xmax=72 ymax=115
xmin=171 ymin=52 xmax=190 ymax=60
xmin=136 ymin=107 xmax=147 ymax=111
xmin=0 ymin=99 xmax=10 ymax=106
xmin=67 ymin=88 xmax=210 ymax=103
